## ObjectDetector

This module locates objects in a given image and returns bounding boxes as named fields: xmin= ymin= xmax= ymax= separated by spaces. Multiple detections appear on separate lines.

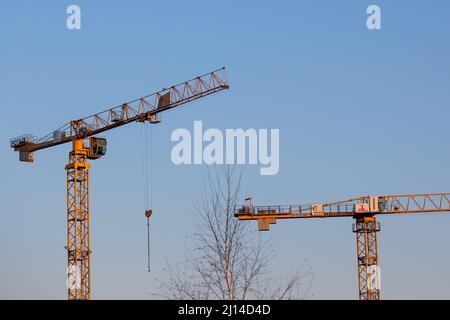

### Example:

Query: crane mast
xmin=66 ymin=139 xmax=91 ymax=299
xmin=11 ymin=68 xmax=229 ymax=300
xmin=235 ymin=193 xmax=450 ymax=300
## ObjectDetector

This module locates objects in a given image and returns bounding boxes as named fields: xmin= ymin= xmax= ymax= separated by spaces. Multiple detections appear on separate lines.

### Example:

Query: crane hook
xmin=145 ymin=209 xmax=152 ymax=272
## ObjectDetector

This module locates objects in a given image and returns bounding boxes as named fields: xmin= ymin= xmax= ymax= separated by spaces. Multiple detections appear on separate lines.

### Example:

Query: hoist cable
xmin=146 ymin=124 xmax=153 ymax=272
xmin=139 ymin=124 xmax=147 ymax=209
xmin=139 ymin=122 xmax=152 ymax=272
xmin=149 ymin=124 xmax=153 ymax=208
xmin=147 ymin=217 xmax=151 ymax=272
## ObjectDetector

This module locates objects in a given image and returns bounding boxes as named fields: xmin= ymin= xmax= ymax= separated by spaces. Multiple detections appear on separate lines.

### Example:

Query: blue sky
xmin=1 ymin=0 xmax=450 ymax=299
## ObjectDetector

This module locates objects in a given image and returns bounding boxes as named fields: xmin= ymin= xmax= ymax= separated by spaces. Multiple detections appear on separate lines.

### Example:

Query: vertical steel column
xmin=353 ymin=216 xmax=380 ymax=300
xmin=66 ymin=139 xmax=91 ymax=300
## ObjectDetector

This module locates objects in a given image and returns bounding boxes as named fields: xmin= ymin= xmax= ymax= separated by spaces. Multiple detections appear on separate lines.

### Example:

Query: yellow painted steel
xmin=353 ymin=216 xmax=380 ymax=300
xmin=65 ymin=139 xmax=91 ymax=300
xmin=235 ymin=193 xmax=450 ymax=300
xmin=10 ymin=68 xmax=229 ymax=299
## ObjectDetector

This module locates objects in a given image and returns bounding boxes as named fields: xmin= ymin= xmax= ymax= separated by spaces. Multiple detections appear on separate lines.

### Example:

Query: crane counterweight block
xmin=19 ymin=150 xmax=34 ymax=162
xmin=257 ymin=218 xmax=277 ymax=231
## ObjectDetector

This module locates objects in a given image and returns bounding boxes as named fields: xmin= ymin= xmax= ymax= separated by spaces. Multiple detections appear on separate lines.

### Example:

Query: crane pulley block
xmin=145 ymin=209 xmax=153 ymax=218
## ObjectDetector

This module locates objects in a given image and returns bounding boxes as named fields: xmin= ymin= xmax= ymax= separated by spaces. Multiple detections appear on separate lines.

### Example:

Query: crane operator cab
xmin=88 ymin=137 xmax=107 ymax=159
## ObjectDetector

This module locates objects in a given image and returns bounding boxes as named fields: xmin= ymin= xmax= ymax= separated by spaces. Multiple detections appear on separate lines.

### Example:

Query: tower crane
xmin=10 ymin=67 xmax=229 ymax=300
xmin=235 ymin=193 xmax=450 ymax=300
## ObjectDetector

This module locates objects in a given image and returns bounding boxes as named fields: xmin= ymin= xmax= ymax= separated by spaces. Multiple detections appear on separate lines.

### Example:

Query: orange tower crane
xmin=235 ymin=193 xmax=450 ymax=300
xmin=10 ymin=68 xmax=229 ymax=300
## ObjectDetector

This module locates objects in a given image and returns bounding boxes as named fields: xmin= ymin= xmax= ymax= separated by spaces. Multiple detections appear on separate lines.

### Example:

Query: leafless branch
xmin=155 ymin=166 xmax=313 ymax=300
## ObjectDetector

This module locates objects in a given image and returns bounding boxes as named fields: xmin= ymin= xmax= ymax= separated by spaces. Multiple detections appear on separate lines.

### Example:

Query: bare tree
xmin=156 ymin=166 xmax=313 ymax=300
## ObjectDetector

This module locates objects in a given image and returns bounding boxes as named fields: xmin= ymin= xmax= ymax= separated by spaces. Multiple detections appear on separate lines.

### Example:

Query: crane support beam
xmin=11 ymin=67 xmax=229 ymax=156
xmin=66 ymin=139 xmax=91 ymax=300
xmin=353 ymin=216 xmax=380 ymax=300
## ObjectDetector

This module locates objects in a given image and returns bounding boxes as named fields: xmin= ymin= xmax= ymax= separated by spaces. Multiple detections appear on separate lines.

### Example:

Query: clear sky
xmin=1 ymin=0 xmax=450 ymax=299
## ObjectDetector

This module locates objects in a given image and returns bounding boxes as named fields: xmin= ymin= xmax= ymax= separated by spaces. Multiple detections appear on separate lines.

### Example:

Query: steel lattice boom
xmin=235 ymin=193 xmax=450 ymax=221
xmin=11 ymin=67 xmax=228 ymax=160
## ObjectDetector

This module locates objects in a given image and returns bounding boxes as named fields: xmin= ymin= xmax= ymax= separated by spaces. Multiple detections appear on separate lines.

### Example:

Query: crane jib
xmin=11 ymin=67 xmax=229 ymax=158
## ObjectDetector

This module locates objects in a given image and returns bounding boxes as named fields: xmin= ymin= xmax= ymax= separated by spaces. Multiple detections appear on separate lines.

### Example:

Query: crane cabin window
xmin=88 ymin=137 xmax=107 ymax=159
